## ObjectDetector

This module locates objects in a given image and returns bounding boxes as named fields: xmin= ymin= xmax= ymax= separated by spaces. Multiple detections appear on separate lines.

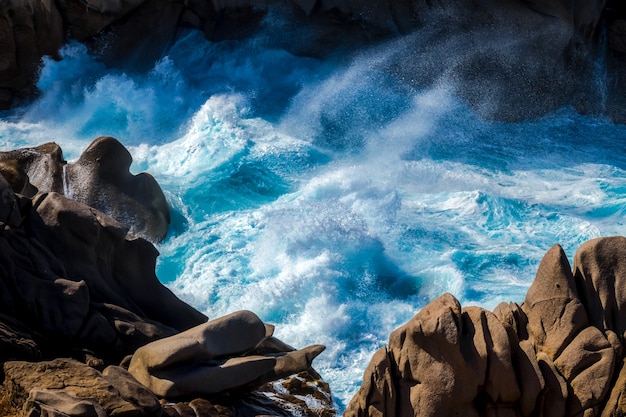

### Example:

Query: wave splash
xmin=2 ymin=28 xmax=626 ymax=410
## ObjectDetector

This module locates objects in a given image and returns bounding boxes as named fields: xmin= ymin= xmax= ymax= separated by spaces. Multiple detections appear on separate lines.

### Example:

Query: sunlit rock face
xmin=346 ymin=237 xmax=626 ymax=417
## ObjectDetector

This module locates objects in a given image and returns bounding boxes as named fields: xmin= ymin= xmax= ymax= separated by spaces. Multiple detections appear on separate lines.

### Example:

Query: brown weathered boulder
xmin=346 ymin=238 xmax=626 ymax=417
xmin=3 ymin=359 xmax=159 ymax=416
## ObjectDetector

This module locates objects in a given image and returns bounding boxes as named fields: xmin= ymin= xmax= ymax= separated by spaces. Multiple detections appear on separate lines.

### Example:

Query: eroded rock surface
xmin=0 ymin=137 xmax=170 ymax=242
xmin=345 ymin=238 xmax=626 ymax=417
xmin=0 ymin=140 xmax=332 ymax=417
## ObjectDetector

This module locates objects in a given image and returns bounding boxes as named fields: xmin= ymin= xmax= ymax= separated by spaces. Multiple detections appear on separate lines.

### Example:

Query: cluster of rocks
xmin=0 ymin=138 xmax=333 ymax=417
xmin=3 ymin=137 xmax=626 ymax=417
xmin=346 ymin=236 xmax=626 ymax=417
xmin=1 ymin=0 xmax=626 ymax=121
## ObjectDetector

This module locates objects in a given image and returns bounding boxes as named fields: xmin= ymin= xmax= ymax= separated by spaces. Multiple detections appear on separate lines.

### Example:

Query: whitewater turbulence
xmin=1 ymin=28 xmax=626 ymax=411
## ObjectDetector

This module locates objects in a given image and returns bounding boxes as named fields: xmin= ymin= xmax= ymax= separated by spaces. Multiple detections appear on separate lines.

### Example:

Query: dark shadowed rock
xmin=0 ymin=138 xmax=171 ymax=242
xmin=0 ymin=142 xmax=331 ymax=417
xmin=0 ymin=0 xmax=621 ymax=121
xmin=0 ymin=0 xmax=64 ymax=108
xmin=29 ymin=191 xmax=205 ymax=339
xmin=0 ymin=171 xmax=205 ymax=362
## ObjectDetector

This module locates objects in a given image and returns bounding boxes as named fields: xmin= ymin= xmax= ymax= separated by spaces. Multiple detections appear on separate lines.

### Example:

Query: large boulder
xmin=65 ymin=136 xmax=171 ymax=242
xmin=0 ymin=167 xmax=205 ymax=361
xmin=346 ymin=237 xmax=626 ymax=417
xmin=0 ymin=137 xmax=171 ymax=242
xmin=128 ymin=310 xmax=325 ymax=398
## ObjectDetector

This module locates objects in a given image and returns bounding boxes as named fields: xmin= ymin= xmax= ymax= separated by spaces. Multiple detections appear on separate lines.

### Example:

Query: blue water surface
xmin=1 ymin=28 xmax=626 ymax=412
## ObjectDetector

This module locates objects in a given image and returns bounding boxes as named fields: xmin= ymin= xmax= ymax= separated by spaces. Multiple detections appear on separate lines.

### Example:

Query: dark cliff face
xmin=1 ymin=0 xmax=624 ymax=122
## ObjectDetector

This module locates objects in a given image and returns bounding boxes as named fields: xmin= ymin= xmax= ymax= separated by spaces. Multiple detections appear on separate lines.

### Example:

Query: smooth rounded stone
xmin=128 ymin=310 xmax=325 ymax=398
xmin=553 ymin=326 xmax=615 ymax=415
xmin=65 ymin=136 xmax=170 ymax=242
xmin=0 ymin=137 xmax=170 ymax=241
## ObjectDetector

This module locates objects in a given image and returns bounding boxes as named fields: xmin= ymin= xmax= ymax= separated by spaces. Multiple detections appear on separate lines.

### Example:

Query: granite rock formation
xmin=1 ymin=0 xmax=624 ymax=121
xmin=0 ymin=136 xmax=170 ymax=242
xmin=0 ymin=140 xmax=333 ymax=417
xmin=345 ymin=237 xmax=626 ymax=417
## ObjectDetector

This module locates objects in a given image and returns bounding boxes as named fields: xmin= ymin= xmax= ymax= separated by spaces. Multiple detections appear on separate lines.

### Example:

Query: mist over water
xmin=2 ymin=26 xmax=626 ymax=411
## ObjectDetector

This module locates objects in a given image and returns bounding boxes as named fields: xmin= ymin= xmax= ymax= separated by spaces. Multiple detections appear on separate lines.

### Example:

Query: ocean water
xmin=2 ymin=26 xmax=626 ymax=412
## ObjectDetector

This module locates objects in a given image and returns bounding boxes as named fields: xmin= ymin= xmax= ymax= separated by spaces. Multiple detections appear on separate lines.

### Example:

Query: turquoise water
xmin=2 ymin=28 xmax=626 ymax=411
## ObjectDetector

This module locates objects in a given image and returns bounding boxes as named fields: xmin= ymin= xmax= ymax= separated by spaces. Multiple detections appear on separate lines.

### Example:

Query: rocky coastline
xmin=0 ymin=138 xmax=334 ymax=417
xmin=1 ymin=137 xmax=626 ymax=417
xmin=346 ymin=237 xmax=626 ymax=417
xmin=3 ymin=2 xmax=626 ymax=417
xmin=1 ymin=0 xmax=626 ymax=121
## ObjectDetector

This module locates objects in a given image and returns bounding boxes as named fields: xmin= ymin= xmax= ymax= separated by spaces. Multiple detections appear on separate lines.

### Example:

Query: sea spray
xmin=1 ymin=28 xmax=626 ymax=412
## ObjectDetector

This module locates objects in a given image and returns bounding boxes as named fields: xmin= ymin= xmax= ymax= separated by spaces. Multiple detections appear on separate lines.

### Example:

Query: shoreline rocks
xmin=0 ymin=137 xmax=170 ymax=242
xmin=346 ymin=237 xmax=626 ymax=417
xmin=0 ymin=139 xmax=332 ymax=417
xmin=1 ymin=0 xmax=625 ymax=122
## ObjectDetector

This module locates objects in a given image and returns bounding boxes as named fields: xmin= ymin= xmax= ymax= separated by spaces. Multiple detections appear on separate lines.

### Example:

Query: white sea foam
xmin=1 ymin=27 xmax=626 ymax=412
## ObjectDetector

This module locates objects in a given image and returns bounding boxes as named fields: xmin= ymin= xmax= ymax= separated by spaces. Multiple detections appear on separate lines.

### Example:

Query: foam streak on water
xmin=1 ymin=29 xmax=626 ymax=411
